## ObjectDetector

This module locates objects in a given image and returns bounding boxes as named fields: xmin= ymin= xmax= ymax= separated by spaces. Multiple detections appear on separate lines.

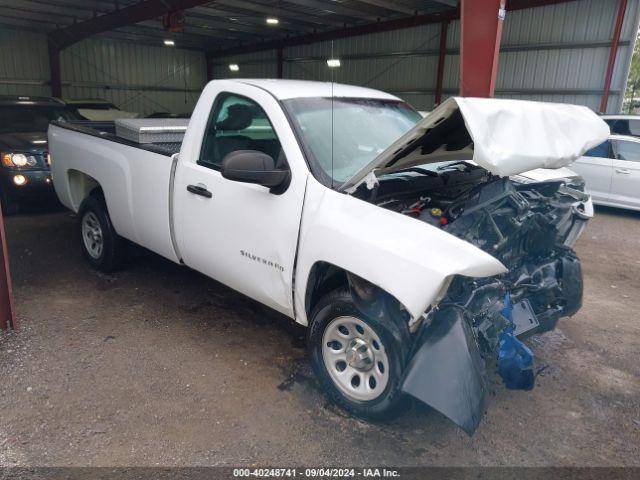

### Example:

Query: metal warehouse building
xmin=1 ymin=0 xmax=640 ymax=470
xmin=0 ymin=0 xmax=638 ymax=116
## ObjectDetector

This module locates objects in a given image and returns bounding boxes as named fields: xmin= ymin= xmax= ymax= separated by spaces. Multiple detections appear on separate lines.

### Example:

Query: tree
xmin=624 ymin=33 xmax=640 ymax=113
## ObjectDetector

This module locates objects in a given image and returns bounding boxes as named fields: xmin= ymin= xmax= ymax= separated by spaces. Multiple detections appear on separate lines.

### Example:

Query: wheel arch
xmin=304 ymin=261 xmax=411 ymax=343
xmin=304 ymin=261 xmax=349 ymax=321
xmin=67 ymin=169 xmax=101 ymax=212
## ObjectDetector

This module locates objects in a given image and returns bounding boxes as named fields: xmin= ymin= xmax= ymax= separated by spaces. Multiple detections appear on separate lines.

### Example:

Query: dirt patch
xmin=0 ymin=204 xmax=638 ymax=466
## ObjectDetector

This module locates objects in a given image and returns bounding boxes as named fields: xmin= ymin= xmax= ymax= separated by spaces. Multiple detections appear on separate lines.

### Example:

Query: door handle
xmin=186 ymin=184 xmax=212 ymax=198
xmin=615 ymin=168 xmax=631 ymax=174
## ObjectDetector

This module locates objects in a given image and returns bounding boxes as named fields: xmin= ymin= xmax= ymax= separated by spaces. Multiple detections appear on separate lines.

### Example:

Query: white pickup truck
xmin=48 ymin=79 xmax=608 ymax=434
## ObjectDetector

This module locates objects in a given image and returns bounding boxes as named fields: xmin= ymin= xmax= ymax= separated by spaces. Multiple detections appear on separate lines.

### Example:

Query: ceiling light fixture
xmin=326 ymin=58 xmax=341 ymax=68
xmin=229 ymin=64 xmax=240 ymax=72
xmin=163 ymin=39 xmax=175 ymax=46
xmin=266 ymin=17 xmax=279 ymax=25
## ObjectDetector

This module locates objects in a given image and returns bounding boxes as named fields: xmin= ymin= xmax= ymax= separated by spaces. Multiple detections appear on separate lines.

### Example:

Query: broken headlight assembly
xmin=368 ymin=165 xmax=590 ymax=433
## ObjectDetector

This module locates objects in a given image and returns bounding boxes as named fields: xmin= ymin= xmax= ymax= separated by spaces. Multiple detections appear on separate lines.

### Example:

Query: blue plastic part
xmin=501 ymin=292 xmax=513 ymax=324
xmin=497 ymin=293 xmax=535 ymax=390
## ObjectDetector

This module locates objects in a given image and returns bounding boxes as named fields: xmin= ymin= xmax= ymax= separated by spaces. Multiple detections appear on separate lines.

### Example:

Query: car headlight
xmin=1 ymin=152 xmax=38 ymax=168
xmin=11 ymin=153 xmax=28 ymax=167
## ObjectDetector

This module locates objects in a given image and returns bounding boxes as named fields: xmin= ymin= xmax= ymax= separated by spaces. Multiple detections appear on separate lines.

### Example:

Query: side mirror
xmin=221 ymin=150 xmax=290 ymax=190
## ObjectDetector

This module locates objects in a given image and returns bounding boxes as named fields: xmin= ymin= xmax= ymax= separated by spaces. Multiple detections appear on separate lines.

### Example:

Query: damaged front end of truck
xmin=340 ymin=97 xmax=609 ymax=434
xmin=401 ymin=175 xmax=589 ymax=434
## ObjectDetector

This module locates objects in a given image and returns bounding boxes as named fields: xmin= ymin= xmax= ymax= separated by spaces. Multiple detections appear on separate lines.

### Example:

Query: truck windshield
xmin=282 ymin=97 xmax=421 ymax=185
xmin=0 ymin=106 xmax=82 ymax=133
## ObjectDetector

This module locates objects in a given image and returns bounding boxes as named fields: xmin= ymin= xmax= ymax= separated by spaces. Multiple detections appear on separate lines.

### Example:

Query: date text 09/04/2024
xmin=233 ymin=468 xmax=400 ymax=477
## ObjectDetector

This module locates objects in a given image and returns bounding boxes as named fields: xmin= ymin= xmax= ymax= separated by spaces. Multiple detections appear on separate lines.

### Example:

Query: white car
xmin=47 ymin=80 xmax=608 ymax=434
xmin=600 ymin=114 xmax=640 ymax=137
xmin=571 ymin=134 xmax=640 ymax=211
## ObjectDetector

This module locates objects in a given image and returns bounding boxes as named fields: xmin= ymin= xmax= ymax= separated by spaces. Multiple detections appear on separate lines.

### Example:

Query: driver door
xmin=610 ymin=137 xmax=640 ymax=208
xmin=173 ymin=87 xmax=306 ymax=318
xmin=570 ymin=140 xmax=613 ymax=203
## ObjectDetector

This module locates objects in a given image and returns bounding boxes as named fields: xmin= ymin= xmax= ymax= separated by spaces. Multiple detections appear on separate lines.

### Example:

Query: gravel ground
xmin=0 ymin=203 xmax=638 ymax=467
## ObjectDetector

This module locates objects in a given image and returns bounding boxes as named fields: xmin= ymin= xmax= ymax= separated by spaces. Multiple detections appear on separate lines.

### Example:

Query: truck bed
xmin=53 ymin=120 xmax=182 ymax=156
xmin=48 ymin=121 xmax=180 ymax=263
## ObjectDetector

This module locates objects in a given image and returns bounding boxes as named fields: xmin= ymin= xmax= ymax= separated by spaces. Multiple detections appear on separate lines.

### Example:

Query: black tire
xmin=78 ymin=193 xmax=126 ymax=273
xmin=308 ymin=289 xmax=409 ymax=420
xmin=1 ymin=191 xmax=19 ymax=216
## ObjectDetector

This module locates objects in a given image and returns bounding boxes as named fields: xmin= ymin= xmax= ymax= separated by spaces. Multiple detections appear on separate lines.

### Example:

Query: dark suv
xmin=0 ymin=96 xmax=81 ymax=214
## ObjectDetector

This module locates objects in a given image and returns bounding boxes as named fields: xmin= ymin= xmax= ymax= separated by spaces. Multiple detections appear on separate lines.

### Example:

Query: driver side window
xmin=613 ymin=140 xmax=640 ymax=162
xmin=584 ymin=140 xmax=613 ymax=159
xmin=199 ymin=93 xmax=283 ymax=170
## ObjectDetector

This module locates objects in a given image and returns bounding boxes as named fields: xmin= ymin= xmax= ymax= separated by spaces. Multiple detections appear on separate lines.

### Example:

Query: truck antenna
xmin=330 ymin=40 xmax=335 ymax=190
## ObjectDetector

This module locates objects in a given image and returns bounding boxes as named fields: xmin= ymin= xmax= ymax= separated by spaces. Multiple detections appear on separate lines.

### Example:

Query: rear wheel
xmin=78 ymin=194 xmax=126 ymax=272
xmin=308 ymin=289 xmax=408 ymax=419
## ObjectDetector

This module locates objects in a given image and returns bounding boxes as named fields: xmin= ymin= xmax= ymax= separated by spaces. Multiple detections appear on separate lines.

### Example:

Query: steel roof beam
xmin=278 ymin=0 xmax=385 ymax=21
xmin=208 ymin=0 xmax=578 ymax=57
xmin=507 ymin=0 xmax=577 ymax=8
xmin=0 ymin=11 xmax=60 ymax=28
xmin=210 ymin=9 xmax=458 ymax=56
xmin=26 ymin=0 xmax=116 ymax=13
xmin=345 ymin=0 xmax=417 ymax=16
xmin=134 ymin=25 xmax=259 ymax=43
xmin=0 ymin=21 xmax=44 ymax=33
xmin=211 ymin=0 xmax=349 ymax=27
xmin=0 ymin=5 xmax=77 ymax=25
xmin=98 ymin=31 xmax=218 ymax=50
xmin=183 ymin=12 xmax=303 ymax=35
xmin=3 ymin=0 xmax=102 ymax=20
xmin=48 ymin=0 xmax=215 ymax=50
xmin=186 ymin=9 xmax=317 ymax=33
xmin=122 ymin=22 xmax=246 ymax=43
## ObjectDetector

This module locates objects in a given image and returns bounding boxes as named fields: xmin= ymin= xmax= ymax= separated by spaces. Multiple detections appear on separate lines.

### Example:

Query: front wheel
xmin=308 ymin=289 xmax=408 ymax=419
xmin=78 ymin=194 xmax=126 ymax=272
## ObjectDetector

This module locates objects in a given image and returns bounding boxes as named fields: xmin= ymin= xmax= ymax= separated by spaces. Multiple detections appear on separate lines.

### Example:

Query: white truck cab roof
xmin=230 ymin=78 xmax=401 ymax=101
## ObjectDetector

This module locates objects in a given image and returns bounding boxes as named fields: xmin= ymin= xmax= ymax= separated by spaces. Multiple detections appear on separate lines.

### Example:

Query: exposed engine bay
xmin=353 ymin=161 xmax=590 ymax=433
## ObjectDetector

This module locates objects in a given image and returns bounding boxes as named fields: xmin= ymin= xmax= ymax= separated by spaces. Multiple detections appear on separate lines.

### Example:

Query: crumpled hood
xmin=0 ymin=131 xmax=48 ymax=153
xmin=341 ymin=97 xmax=610 ymax=191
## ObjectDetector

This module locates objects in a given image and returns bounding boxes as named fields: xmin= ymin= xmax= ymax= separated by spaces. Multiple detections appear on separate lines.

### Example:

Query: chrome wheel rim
xmin=322 ymin=316 xmax=390 ymax=401
xmin=82 ymin=211 xmax=104 ymax=259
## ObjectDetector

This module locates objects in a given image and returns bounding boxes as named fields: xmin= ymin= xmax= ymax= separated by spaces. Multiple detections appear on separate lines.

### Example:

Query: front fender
xmin=294 ymin=178 xmax=507 ymax=325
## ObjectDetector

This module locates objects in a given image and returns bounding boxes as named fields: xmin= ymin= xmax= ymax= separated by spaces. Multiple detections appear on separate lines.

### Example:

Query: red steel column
xmin=459 ymin=0 xmax=506 ymax=97
xmin=600 ymin=0 xmax=628 ymax=113
xmin=434 ymin=19 xmax=450 ymax=106
xmin=0 ymin=206 xmax=16 ymax=330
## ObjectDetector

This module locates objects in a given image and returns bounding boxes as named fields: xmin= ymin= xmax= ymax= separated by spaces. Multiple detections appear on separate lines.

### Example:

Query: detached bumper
xmin=401 ymin=247 xmax=583 ymax=435
xmin=402 ymin=307 xmax=487 ymax=435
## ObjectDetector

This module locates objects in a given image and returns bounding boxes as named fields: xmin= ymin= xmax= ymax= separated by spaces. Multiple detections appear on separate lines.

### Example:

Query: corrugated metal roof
xmin=0 ymin=0 xmax=454 ymax=50
xmin=1 ymin=0 xmax=638 ymax=115
xmin=213 ymin=0 xmax=640 ymax=113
